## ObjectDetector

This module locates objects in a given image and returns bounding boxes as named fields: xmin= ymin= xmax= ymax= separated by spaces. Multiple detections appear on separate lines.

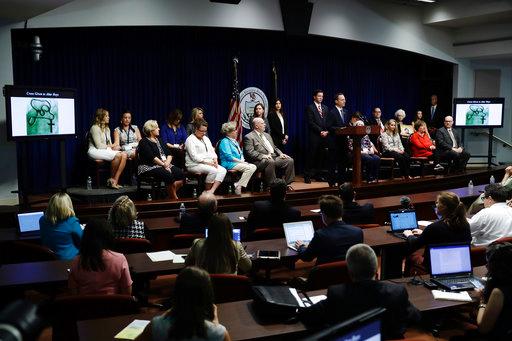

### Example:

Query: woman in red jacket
xmin=409 ymin=120 xmax=435 ymax=158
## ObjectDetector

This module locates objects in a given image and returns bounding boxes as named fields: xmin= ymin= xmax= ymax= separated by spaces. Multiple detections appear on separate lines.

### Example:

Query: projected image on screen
xmin=465 ymin=104 xmax=488 ymax=126
xmin=26 ymin=98 xmax=59 ymax=135
xmin=453 ymin=98 xmax=504 ymax=128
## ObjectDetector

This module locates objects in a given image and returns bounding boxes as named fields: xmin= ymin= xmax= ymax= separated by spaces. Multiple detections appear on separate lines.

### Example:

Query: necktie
xmin=431 ymin=106 xmax=435 ymax=119
xmin=318 ymin=105 xmax=323 ymax=118
xmin=339 ymin=109 xmax=344 ymax=123
xmin=260 ymin=133 xmax=274 ymax=154
xmin=448 ymin=128 xmax=457 ymax=148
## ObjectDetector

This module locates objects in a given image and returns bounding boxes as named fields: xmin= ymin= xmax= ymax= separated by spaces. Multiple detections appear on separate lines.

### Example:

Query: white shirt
xmin=469 ymin=202 xmax=512 ymax=246
xmin=277 ymin=113 xmax=285 ymax=134
xmin=447 ymin=128 xmax=457 ymax=148
xmin=185 ymin=134 xmax=217 ymax=168
xmin=258 ymin=132 xmax=274 ymax=155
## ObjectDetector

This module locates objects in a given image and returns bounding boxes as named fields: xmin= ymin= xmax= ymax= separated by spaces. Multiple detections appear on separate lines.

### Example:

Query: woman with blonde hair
xmin=39 ymin=192 xmax=83 ymax=260
xmin=381 ymin=119 xmax=411 ymax=179
xmin=186 ymin=107 xmax=205 ymax=136
xmin=108 ymin=195 xmax=146 ymax=239
xmin=87 ymin=108 xmax=128 ymax=189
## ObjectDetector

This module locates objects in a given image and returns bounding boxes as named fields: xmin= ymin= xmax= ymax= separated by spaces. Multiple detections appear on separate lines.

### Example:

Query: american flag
xmin=228 ymin=57 xmax=242 ymax=143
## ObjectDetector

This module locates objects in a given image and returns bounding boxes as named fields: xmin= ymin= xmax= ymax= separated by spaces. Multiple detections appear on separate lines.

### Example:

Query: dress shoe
xmin=304 ymin=176 xmax=311 ymax=184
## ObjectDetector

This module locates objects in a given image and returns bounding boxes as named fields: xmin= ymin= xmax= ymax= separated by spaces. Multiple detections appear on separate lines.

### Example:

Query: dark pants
xmin=439 ymin=149 xmax=471 ymax=171
xmin=142 ymin=165 xmax=184 ymax=184
xmin=382 ymin=151 xmax=410 ymax=177
xmin=362 ymin=154 xmax=380 ymax=181
xmin=329 ymin=137 xmax=348 ymax=185
xmin=305 ymin=136 xmax=329 ymax=179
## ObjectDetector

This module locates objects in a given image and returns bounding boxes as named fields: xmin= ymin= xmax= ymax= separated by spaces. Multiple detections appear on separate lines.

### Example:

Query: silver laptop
xmin=388 ymin=210 xmax=418 ymax=239
xmin=283 ymin=221 xmax=315 ymax=251
xmin=17 ymin=211 xmax=44 ymax=234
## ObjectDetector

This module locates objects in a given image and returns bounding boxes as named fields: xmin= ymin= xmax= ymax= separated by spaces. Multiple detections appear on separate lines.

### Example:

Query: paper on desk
xmin=289 ymin=288 xmax=305 ymax=307
xmin=418 ymin=220 xmax=433 ymax=227
xmin=147 ymin=251 xmax=175 ymax=262
xmin=432 ymin=290 xmax=472 ymax=302
xmin=310 ymin=209 xmax=321 ymax=213
xmin=173 ymin=254 xmax=186 ymax=263
xmin=309 ymin=295 xmax=327 ymax=304
xmin=114 ymin=319 xmax=150 ymax=340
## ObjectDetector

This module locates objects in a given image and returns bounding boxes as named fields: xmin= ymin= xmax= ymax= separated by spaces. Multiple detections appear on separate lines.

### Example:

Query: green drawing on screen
xmin=26 ymin=98 xmax=59 ymax=135
xmin=466 ymin=105 xmax=488 ymax=125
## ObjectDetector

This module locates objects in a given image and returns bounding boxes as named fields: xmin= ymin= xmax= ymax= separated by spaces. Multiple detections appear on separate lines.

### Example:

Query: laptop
xmin=205 ymin=228 xmax=241 ymax=242
xmin=429 ymin=243 xmax=484 ymax=291
xmin=17 ymin=211 xmax=44 ymax=235
xmin=387 ymin=210 xmax=418 ymax=240
xmin=307 ymin=307 xmax=385 ymax=341
xmin=283 ymin=221 xmax=315 ymax=251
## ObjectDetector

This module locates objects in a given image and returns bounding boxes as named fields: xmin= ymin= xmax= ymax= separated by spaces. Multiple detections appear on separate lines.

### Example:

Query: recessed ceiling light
xmin=417 ymin=0 xmax=436 ymax=3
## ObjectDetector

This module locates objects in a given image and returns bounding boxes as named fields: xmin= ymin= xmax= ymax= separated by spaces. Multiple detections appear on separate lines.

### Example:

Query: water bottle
xmin=259 ymin=181 xmax=264 ymax=192
xmin=147 ymin=193 xmax=152 ymax=201
xmin=468 ymin=180 xmax=474 ymax=194
xmin=192 ymin=187 xmax=198 ymax=198
xmin=86 ymin=176 xmax=92 ymax=190
xmin=179 ymin=203 xmax=186 ymax=221
xmin=490 ymin=175 xmax=495 ymax=184
xmin=228 ymin=185 xmax=233 ymax=195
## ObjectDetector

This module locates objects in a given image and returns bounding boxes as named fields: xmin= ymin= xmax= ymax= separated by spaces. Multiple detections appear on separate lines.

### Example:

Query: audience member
xmin=468 ymin=166 xmax=512 ymax=215
xmin=68 ymin=218 xmax=132 ymax=295
xmin=160 ymin=108 xmax=187 ymax=168
xmin=243 ymin=117 xmax=295 ymax=187
xmin=327 ymin=93 xmax=349 ymax=186
xmin=435 ymin=116 xmax=471 ymax=172
xmin=475 ymin=242 xmax=512 ymax=339
xmin=246 ymin=179 xmax=301 ymax=233
xmin=39 ymin=192 xmax=83 ymax=260
xmin=150 ymin=267 xmax=230 ymax=340
xmin=180 ymin=193 xmax=218 ymax=232
xmin=218 ymin=122 xmax=257 ymax=195
xmin=304 ymin=89 xmax=330 ymax=184
xmin=186 ymin=214 xmax=251 ymax=274
xmin=185 ymin=119 xmax=226 ymax=195
xmin=186 ymin=107 xmax=205 ymax=136
xmin=469 ymin=184 xmax=512 ymax=246
xmin=113 ymin=109 xmax=141 ymax=160
xmin=381 ymin=119 xmax=411 ymax=179
xmin=403 ymin=191 xmax=471 ymax=271
xmin=87 ymin=108 xmax=128 ymax=189
xmin=108 ymin=195 xmax=146 ymax=239
xmin=337 ymin=182 xmax=375 ymax=225
xmin=299 ymin=244 xmax=420 ymax=339
xmin=296 ymin=195 xmax=362 ymax=264
xmin=137 ymin=120 xmax=184 ymax=200
xmin=348 ymin=119 xmax=380 ymax=183
xmin=268 ymin=98 xmax=289 ymax=151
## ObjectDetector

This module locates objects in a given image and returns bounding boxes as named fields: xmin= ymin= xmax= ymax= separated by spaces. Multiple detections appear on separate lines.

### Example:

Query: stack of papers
xmin=146 ymin=251 xmax=186 ymax=263
xmin=431 ymin=290 xmax=472 ymax=302
xmin=418 ymin=220 xmax=433 ymax=227
xmin=114 ymin=319 xmax=150 ymax=340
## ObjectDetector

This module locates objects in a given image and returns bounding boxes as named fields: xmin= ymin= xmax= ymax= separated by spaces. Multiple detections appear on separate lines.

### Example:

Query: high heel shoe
xmin=107 ymin=178 xmax=120 ymax=189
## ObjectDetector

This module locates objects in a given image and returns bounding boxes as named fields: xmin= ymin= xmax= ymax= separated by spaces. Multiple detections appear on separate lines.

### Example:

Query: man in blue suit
xmin=327 ymin=93 xmax=349 ymax=186
xmin=295 ymin=195 xmax=363 ymax=264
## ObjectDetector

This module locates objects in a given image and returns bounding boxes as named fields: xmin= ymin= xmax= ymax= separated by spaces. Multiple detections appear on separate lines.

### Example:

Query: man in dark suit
xmin=338 ymin=182 xmax=375 ymax=225
xmin=435 ymin=115 xmax=471 ymax=172
xmin=367 ymin=107 xmax=385 ymax=146
xmin=246 ymin=179 xmax=301 ymax=235
xmin=180 ymin=192 xmax=217 ymax=232
xmin=326 ymin=93 xmax=349 ymax=186
xmin=299 ymin=244 xmax=421 ymax=339
xmin=304 ymin=89 xmax=330 ymax=184
xmin=425 ymin=94 xmax=445 ymax=129
xmin=295 ymin=195 xmax=363 ymax=264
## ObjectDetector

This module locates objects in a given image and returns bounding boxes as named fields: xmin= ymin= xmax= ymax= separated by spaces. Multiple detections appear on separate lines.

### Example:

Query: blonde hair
xmin=45 ymin=192 xmax=75 ymax=225
xmin=143 ymin=120 xmax=159 ymax=137
xmin=190 ymin=107 xmax=204 ymax=123
xmin=108 ymin=195 xmax=137 ymax=227
xmin=385 ymin=119 xmax=399 ymax=136
xmin=94 ymin=108 xmax=109 ymax=129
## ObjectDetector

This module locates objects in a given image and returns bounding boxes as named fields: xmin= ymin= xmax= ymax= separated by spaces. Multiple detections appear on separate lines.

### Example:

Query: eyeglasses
xmin=197 ymin=129 xmax=207 ymax=133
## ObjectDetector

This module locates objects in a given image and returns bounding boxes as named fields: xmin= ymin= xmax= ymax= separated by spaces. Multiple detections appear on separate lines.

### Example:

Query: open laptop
xmin=429 ymin=243 xmax=483 ymax=291
xmin=387 ymin=210 xmax=418 ymax=240
xmin=283 ymin=221 xmax=315 ymax=251
xmin=205 ymin=228 xmax=241 ymax=242
xmin=17 ymin=211 xmax=44 ymax=235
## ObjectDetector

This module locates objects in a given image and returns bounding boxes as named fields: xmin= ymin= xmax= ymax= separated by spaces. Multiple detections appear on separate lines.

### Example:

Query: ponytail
xmin=446 ymin=202 xmax=469 ymax=232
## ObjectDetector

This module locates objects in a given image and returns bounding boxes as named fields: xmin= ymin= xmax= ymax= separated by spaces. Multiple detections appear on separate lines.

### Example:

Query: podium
xmin=335 ymin=125 xmax=382 ymax=186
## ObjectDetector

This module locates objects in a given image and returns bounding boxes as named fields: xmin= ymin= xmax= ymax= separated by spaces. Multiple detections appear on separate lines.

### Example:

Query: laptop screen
xmin=389 ymin=210 xmax=418 ymax=232
xmin=429 ymin=244 xmax=472 ymax=276
xmin=283 ymin=221 xmax=314 ymax=245
xmin=17 ymin=211 xmax=44 ymax=233
xmin=205 ymin=228 xmax=241 ymax=242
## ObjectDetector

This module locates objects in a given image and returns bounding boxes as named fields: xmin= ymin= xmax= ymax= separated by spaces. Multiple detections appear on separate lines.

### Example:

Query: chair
xmin=184 ymin=171 xmax=207 ymax=196
xmin=85 ymin=131 xmax=110 ymax=188
xmin=169 ymin=233 xmax=204 ymax=249
xmin=375 ymin=139 xmax=395 ymax=179
xmin=305 ymin=260 xmax=350 ymax=290
xmin=470 ymin=246 xmax=487 ymax=267
xmin=249 ymin=226 xmax=284 ymax=241
xmin=136 ymin=173 xmax=165 ymax=200
xmin=353 ymin=223 xmax=380 ymax=229
xmin=491 ymin=236 xmax=512 ymax=245
xmin=1 ymin=241 xmax=57 ymax=264
xmin=209 ymin=274 xmax=252 ymax=303
xmin=51 ymin=294 xmax=140 ymax=341
xmin=112 ymin=238 xmax=152 ymax=254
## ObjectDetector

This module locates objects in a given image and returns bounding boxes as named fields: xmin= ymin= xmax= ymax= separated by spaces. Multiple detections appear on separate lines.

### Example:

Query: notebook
xmin=205 ymin=228 xmax=241 ymax=242
xmin=429 ymin=243 xmax=483 ymax=291
xmin=283 ymin=221 xmax=314 ymax=251
xmin=17 ymin=211 xmax=44 ymax=235
xmin=388 ymin=210 xmax=418 ymax=239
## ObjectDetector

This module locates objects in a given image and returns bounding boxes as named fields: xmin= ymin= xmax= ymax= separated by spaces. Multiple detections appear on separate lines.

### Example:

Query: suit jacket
xmin=243 ymin=130 xmax=283 ymax=162
xmin=267 ymin=111 xmax=288 ymax=144
xmin=246 ymin=200 xmax=301 ymax=232
xmin=299 ymin=280 xmax=421 ymax=340
xmin=298 ymin=221 xmax=363 ymax=264
xmin=179 ymin=212 xmax=213 ymax=233
xmin=435 ymin=126 xmax=462 ymax=153
xmin=306 ymin=103 xmax=330 ymax=143
xmin=342 ymin=202 xmax=375 ymax=225
xmin=424 ymin=105 xmax=445 ymax=129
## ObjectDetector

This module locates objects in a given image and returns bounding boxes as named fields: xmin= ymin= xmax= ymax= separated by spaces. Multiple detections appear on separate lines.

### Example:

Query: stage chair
xmin=136 ymin=173 xmax=165 ymax=200
xmin=470 ymin=246 xmax=487 ymax=267
xmin=1 ymin=241 xmax=57 ymax=264
xmin=51 ymin=294 xmax=140 ymax=341
xmin=209 ymin=274 xmax=252 ymax=303
xmin=375 ymin=140 xmax=395 ymax=180
xmin=184 ymin=171 xmax=207 ymax=196
xmin=169 ymin=233 xmax=204 ymax=249
xmin=85 ymin=131 xmax=111 ymax=188
xmin=112 ymin=238 xmax=152 ymax=254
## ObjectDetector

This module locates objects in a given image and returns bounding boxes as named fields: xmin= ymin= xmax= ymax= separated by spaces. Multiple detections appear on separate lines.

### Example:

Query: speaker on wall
xmin=280 ymin=0 xmax=314 ymax=36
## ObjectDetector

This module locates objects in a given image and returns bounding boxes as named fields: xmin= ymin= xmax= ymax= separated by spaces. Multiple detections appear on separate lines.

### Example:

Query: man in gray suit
xmin=244 ymin=117 xmax=295 ymax=186
xmin=435 ymin=115 xmax=471 ymax=172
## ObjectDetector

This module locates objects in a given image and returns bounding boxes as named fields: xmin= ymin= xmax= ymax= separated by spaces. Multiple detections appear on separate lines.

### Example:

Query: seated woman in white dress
xmin=113 ymin=110 xmax=141 ymax=160
xmin=185 ymin=119 xmax=226 ymax=195
xmin=87 ymin=108 xmax=127 ymax=189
